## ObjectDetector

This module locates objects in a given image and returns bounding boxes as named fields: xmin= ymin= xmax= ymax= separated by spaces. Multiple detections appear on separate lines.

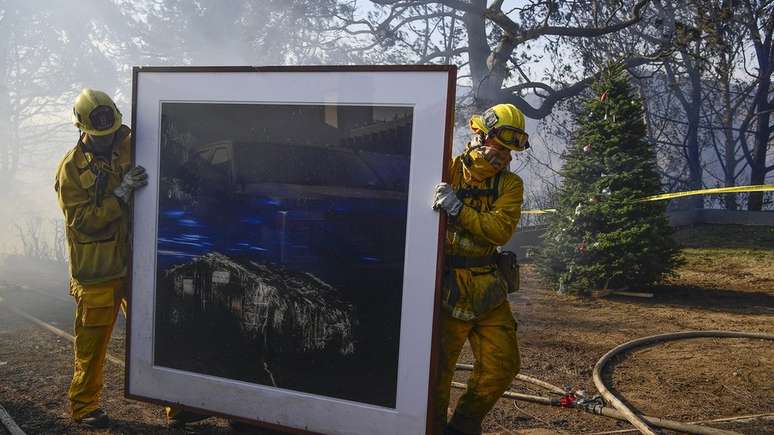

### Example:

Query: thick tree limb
xmin=486 ymin=0 xmax=651 ymax=46
xmin=500 ymin=54 xmax=663 ymax=119
xmin=417 ymin=46 xmax=468 ymax=63
xmin=370 ymin=0 xmax=476 ymax=13
xmin=502 ymin=81 xmax=556 ymax=94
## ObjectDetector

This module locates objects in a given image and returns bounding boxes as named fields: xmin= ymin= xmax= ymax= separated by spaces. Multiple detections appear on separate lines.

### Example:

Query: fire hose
xmin=454 ymin=330 xmax=774 ymax=435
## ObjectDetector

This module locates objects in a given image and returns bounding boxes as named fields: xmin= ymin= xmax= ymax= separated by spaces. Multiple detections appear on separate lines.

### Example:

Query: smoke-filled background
xmin=0 ymin=0 xmax=772 ymax=275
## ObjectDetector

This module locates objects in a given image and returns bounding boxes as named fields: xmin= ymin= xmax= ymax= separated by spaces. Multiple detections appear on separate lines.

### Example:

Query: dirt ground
xmin=0 ymin=224 xmax=773 ymax=434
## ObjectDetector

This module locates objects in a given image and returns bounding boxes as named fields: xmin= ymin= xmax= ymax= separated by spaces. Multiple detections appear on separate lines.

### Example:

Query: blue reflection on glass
xmin=163 ymin=210 xmax=185 ymax=217
xmin=241 ymin=218 xmax=263 ymax=225
xmin=180 ymin=234 xmax=207 ymax=240
xmin=179 ymin=219 xmax=201 ymax=227
xmin=256 ymin=198 xmax=281 ymax=206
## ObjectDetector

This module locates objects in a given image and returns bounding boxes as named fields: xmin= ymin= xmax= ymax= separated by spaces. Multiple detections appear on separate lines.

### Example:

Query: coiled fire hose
xmin=454 ymin=330 xmax=774 ymax=435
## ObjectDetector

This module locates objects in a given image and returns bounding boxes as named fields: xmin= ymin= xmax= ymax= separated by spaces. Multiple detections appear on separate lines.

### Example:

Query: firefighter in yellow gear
xmin=432 ymin=103 xmax=529 ymax=435
xmin=55 ymin=89 xmax=147 ymax=428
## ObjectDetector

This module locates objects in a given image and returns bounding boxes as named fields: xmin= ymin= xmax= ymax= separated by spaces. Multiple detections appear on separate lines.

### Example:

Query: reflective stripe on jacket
xmin=54 ymin=126 xmax=132 ymax=285
xmin=443 ymin=154 xmax=523 ymax=320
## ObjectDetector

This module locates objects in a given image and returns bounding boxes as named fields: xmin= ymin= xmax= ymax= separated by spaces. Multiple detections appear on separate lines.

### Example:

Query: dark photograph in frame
xmin=154 ymin=102 xmax=413 ymax=407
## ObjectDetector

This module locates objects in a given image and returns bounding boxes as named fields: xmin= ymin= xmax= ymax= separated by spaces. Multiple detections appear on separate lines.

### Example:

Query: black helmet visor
xmin=89 ymin=105 xmax=115 ymax=131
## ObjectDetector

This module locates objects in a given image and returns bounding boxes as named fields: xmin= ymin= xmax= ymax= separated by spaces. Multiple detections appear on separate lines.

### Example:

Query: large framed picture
xmin=127 ymin=65 xmax=456 ymax=434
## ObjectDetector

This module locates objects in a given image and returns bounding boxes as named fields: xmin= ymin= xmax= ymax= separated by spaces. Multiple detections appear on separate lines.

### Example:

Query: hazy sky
xmin=1 ymin=0 xmax=769 ymax=256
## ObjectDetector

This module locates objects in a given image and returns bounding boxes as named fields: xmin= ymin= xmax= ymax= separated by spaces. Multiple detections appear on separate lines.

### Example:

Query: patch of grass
xmin=660 ymin=224 xmax=774 ymax=292
xmin=672 ymin=224 xmax=774 ymax=249
xmin=667 ymin=246 xmax=774 ymax=292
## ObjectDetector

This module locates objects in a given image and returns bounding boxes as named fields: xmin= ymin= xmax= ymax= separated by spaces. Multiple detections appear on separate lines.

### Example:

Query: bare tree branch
xmin=486 ymin=0 xmax=650 ymax=46
xmin=500 ymin=53 xmax=666 ymax=119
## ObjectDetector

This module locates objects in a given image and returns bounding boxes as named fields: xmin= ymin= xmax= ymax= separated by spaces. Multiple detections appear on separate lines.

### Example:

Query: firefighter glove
xmin=114 ymin=166 xmax=148 ymax=203
xmin=433 ymin=182 xmax=463 ymax=216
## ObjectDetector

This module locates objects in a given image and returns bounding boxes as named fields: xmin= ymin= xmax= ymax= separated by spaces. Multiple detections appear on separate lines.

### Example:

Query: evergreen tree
xmin=537 ymin=64 xmax=682 ymax=294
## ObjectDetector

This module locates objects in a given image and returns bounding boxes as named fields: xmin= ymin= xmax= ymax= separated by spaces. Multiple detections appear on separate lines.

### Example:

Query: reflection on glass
xmin=154 ymin=102 xmax=413 ymax=408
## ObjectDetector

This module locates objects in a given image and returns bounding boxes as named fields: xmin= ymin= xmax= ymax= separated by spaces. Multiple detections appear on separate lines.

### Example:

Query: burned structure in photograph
xmin=154 ymin=102 xmax=413 ymax=407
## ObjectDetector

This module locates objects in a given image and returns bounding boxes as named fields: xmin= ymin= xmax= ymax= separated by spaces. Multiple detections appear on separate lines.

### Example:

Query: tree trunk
xmin=684 ymin=52 xmax=704 ymax=209
xmin=462 ymin=1 xmax=492 ymax=111
xmin=685 ymin=104 xmax=704 ymax=209
xmin=747 ymin=58 xmax=774 ymax=211
xmin=0 ymin=84 xmax=10 ymax=188
xmin=744 ymin=0 xmax=773 ymax=211
xmin=0 ymin=15 xmax=11 ymax=189
xmin=747 ymin=53 xmax=772 ymax=211
xmin=720 ymin=54 xmax=737 ymax=210
xmin=747 ymin=94 xmax=771 ymax=211
xmin=663 ymin=53 xmax=704 ymax=209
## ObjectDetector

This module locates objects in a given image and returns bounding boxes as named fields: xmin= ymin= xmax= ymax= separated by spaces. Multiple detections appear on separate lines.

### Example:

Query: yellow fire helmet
xmin=469 ymin=103 xmax=530 ymax=151
xmin=72 ymin=88 xmax=122 ymax=136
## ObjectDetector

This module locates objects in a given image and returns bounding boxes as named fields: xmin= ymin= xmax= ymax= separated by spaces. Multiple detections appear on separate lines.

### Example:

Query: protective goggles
xmin=482 ymin=108 xmax=530 ymax=150
xmin=89 ymin=105 xmax=116 ymax=131
xmin=486 ymin=125 xmax=530 ymax=150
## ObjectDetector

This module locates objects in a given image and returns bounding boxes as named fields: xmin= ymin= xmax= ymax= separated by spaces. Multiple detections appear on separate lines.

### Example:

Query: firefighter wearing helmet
xmin=55 ymin=89 xmax=148 ymax=428
xmin=432 ymin=103 xmax=529 ymax=434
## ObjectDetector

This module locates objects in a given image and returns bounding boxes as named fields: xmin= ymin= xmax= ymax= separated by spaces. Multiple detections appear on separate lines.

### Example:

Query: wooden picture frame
xmin=127 ymin=65 xmax=455 ymax=435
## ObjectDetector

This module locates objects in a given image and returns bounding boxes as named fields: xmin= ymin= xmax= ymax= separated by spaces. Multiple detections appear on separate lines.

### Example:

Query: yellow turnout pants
xmin=68 ymin=278 xmax=127 ymax=420
xmin=435 ymin=301 xmax=520 ymax=434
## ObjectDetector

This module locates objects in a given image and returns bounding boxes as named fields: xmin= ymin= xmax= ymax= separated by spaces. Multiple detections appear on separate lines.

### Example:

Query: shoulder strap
xmin=456 ymin=170 xmax=503 ymax=201
xmin=491 ymin=171 xmax=502 ymax=200
xmin=453 ymin=150 xmax=505 ymax=201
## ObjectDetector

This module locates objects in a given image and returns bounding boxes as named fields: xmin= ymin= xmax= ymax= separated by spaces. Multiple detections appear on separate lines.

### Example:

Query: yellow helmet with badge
xmin=72 ymin=88 xmax=122 ymax=136
xmin=469 ymin=103 xmax=530 ymax=151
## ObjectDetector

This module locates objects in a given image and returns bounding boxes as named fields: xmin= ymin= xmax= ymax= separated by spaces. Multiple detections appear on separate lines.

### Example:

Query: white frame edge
xmin=130 ymin=69 xmax=451 ymax=435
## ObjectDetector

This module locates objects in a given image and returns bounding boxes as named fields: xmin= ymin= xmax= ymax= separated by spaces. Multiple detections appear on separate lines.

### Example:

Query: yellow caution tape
xmin=520 ymin=184 xmax=774 ymax=214
xmin=638 ymin=184 xmax=774 ymax=202
xmin=522 ymin=209 xmax=557 ymax=215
